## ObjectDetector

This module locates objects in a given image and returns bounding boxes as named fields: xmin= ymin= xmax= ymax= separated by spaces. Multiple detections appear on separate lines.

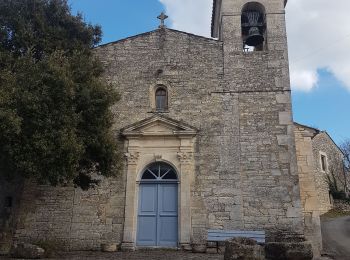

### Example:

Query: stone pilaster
xmin=121 ymin=151 xmax=140 ymax=251
xmin=177 ymin=150 xmax=194 ymax=250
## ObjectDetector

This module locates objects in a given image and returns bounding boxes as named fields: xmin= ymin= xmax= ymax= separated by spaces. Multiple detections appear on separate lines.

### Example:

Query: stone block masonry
xmin=11 ymin=176 xmax=126 ymax=251
xmin=1 ymin=0 xmax=311 ymax=251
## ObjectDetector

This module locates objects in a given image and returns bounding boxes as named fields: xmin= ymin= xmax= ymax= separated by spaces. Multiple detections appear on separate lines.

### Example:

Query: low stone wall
xmin=334 ymin=199 xmax=350 ymax=212
xmin=11 ymin=177 xmax=126 ymax=251
xmin=0 ymin=178 xmax=23 ymax=255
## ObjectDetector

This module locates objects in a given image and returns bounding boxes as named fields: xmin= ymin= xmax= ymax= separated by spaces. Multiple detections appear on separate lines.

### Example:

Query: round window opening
xmin=141 ymin=162 xmax=178 ymax=181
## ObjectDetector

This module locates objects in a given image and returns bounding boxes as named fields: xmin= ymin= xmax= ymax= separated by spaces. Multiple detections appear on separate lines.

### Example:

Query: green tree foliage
xmin=0 ymin=0 xmax=121 ymax=189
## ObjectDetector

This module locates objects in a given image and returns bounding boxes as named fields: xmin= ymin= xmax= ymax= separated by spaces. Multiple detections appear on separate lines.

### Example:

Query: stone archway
xmin=136 ymin=162 xmax=179 ymax=247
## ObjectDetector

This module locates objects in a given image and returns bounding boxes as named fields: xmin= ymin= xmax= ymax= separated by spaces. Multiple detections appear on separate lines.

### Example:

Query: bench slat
xmin=208 ymin=235 xmax=265 ymax=239
xmin=208 ymin=237 xmax=265 ymax=242
xmin=208 ymin=234 xmax=265 ymax=237
xmin=208 ymin=230 xmax=265 ymax=235
xmin=208 ymin=233 xmax=265 ymax=237
xmin=208 ymin=237 xmax=265 ymax=240
xmin=207 ymin=230 xmax=266 ymax=243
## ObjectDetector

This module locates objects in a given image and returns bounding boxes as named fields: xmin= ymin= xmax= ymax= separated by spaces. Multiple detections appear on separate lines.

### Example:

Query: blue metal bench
xmin=207 ymin=230 xmax=266 ymax=252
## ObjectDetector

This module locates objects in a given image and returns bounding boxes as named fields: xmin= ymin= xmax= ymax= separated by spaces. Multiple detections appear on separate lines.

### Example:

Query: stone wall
xmin=294 ymin=124 xmax=322 ymax=256
xmin=94 ymin=29 xmax=226 ymax=244
xmin=6 ymin=0 xmax=307 ymax=249
xmin=10 ymin=175 xmax=126 ymax=251
xmin=294 ymin=125 xmax=346 ymax=256
xmin=312 ymin=132 xmax=346 ymax=212
xmin=94 ymin=23 xmax=304 ymax=244
xmin=216 ymin=0 xmax=304 ymax=240
xmin=0 ymin=179 xmax=23 ymax=254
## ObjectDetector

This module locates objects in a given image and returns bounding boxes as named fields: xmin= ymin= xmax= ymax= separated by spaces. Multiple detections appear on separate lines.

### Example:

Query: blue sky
xmin=292 ymin=69 xmax=350 ymax=143
xmin=69 ymin=0 xmax=350 ymax=145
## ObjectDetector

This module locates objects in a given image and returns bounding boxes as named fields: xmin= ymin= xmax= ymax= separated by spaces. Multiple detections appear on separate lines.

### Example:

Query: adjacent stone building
xmin=295 ymin=123 xmax=347 ymax=213
xmin=2 ymin=0 xmax=345 ymax=257
xmin=294 ymin=123 xmax=347 ymax=254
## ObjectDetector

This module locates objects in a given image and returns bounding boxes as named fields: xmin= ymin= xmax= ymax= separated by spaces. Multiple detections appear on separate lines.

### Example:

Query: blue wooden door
xmin=137 ymin=183 xmax=178 ymax=247
xmin=157 ymin=184 xmax=178 ymax=247
xmin=136 ymin=162 xmax=179 ymax=247
xmin=136 ymin=184 xmax=158 ymax=246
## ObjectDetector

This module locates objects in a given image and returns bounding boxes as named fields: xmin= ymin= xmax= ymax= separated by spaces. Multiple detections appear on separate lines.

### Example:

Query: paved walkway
xmin=321 ymin=216 xmax=350 ymax=260
xmin=1 ymin=250 xmax=223 ymax=260
xmin=0 ymin=248 xmax=338 ymax=259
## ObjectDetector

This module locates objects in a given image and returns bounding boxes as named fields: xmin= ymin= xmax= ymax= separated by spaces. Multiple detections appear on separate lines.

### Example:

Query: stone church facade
xmin=1 ymin=0 xmax=337 ymax=256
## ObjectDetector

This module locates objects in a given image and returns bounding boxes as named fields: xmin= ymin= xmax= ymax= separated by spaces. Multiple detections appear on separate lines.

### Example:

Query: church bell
xmin=246 ymin=26 xmax=264 ymax=47
xmin=242 ymin=11 xmax=265 ymax=47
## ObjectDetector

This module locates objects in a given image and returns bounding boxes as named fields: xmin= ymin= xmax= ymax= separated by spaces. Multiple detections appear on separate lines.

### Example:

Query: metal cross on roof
xmin=157 ymin=12 xmax=168 ymax=28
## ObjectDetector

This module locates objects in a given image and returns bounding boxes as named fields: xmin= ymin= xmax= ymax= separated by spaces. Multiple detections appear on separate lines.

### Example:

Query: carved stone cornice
xmin=177 ymin=152 xmax=193 ymax=164
xmin=121 ymin=114 xmax=198 ymax=138
xmin=125 ymin=152 xmax=140 ymax=165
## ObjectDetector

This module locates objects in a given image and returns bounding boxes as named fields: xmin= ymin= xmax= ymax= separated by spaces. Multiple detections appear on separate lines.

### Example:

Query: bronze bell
xmin=245 ymin=26 xmax=264 ymax=47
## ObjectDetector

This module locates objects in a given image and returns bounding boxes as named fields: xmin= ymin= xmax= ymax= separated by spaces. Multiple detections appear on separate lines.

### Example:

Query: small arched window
xmin=155 ymin=87 xmax=168 ymax=111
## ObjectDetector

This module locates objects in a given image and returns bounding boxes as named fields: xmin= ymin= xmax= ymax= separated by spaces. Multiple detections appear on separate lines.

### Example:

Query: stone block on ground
xmin=224 ymin=237 xmax=265 ymax=260
xmin=265 ymin=242 xmax=313 ymax=260
xmin=101 ymin=243 xmax=118 ymax=252
xmin=11 ymin=243 xmax=45 ymax=259
xmin=192 ymin=243 xmax=207 ymax=253
xmin=0 ymin=241 xmax=11 ymax=256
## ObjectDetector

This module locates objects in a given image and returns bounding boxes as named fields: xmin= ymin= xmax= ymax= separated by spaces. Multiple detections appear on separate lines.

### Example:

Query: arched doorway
xmin=136 ymin=162 xmax=178 ymax=247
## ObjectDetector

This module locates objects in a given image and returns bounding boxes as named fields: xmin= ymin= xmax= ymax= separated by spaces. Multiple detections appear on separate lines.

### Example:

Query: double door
xmin=136 ymin=183 xmax=178 ymax=247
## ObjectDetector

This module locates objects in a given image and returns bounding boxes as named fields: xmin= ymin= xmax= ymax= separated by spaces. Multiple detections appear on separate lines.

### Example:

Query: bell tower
xmin=212 ymin=0 xmax=288 ymax=52
xmin=211 ymin=0 xmax=291 ymax=92
xmin=211 ymin=0 xmax=319 ymax=256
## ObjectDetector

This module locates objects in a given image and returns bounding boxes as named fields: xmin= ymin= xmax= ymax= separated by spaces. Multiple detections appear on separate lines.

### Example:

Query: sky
xmin=69 ymin=0 xmax=350 ymax=144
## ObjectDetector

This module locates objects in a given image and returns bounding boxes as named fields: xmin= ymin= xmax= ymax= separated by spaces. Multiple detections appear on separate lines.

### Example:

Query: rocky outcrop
xmin=224 ymin=238 xmax=264 ymax=260
xmin=265 ymin=242 xmax=313 ymax=260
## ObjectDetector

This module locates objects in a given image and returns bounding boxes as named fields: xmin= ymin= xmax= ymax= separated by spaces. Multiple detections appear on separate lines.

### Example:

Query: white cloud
xmin=286 ymin=0 xmax=350 ymax=91
xmin=159 ymin=0 xmax=350 ymax=92
xmin=290 ymin=70 xmax=318 ymax=92
xmin=159 ymin=0 xmax=212 ymax=37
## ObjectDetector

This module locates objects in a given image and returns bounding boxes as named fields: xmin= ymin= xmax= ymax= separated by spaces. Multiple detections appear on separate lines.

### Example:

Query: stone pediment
xmin=121 ymin=115 xmax=198 ymax=137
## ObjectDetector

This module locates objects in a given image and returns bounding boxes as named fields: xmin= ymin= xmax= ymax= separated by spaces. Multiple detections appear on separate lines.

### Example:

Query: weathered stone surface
xmin=224 ymin=238 xmax=264 ymax=260
xmin=11 ymin=243 xmax=45 ymax=259
xmin=265 ymin=242 xmax=313 ymax=260
xmin=0 ymin=178 xmax=23 ymax=255
xmin=101 ymin=243 xmax=118 ymax=252
xmin=0 ymin=0 xmax=311 ymax=253
xmin=191 ymin=244 xmax=207 ymax=253
xmin=295 ymin=123 xmax=347 ymax=256
xmin=9 ymin=178 xmax=125 ymax=251
xmin=294 ymin=124 xmax=323 ymax=256
xmin=312 ymin=132 xmax=346 ymax=211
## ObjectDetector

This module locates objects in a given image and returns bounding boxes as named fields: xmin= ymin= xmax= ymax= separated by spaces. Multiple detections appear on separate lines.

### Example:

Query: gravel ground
xmin=0 ymin=249 xmax=339 ymax=259
xmin=1 ymin=250 xmax=224 ymax=260
xmin=321 ymin=216 xmax=350 ymax=260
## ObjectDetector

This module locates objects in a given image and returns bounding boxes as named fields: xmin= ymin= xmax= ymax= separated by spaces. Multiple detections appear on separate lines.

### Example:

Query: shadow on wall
xmin=0 ymin=178 xmax=24 ymax=255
